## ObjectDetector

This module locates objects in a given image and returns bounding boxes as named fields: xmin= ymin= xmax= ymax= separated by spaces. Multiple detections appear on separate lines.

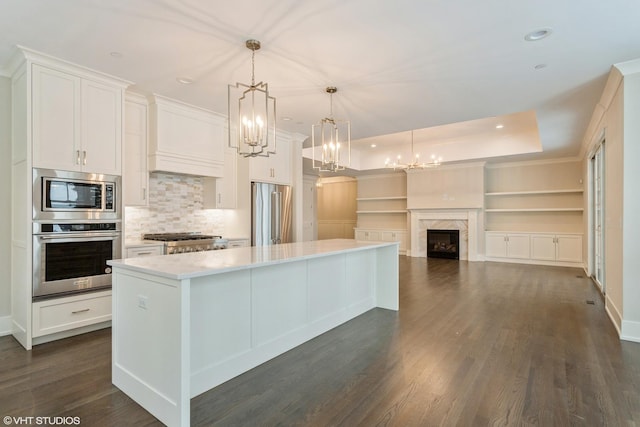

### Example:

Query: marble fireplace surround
xmin=409 ymin=209 xmax=480 ymax=261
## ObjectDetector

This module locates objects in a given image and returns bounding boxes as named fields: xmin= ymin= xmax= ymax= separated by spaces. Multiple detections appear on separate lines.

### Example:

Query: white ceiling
xmin=2 ymin=0 xmax=640 ymax=173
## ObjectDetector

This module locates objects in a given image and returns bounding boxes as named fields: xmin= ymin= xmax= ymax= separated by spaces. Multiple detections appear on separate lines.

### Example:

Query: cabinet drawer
xmin=32 ymin=292 xmax=112 ymax=338
xmin=127 ymin=245 xmax=164 ymax=258
xmin=227 ymin=239 xmax=249 ymax=248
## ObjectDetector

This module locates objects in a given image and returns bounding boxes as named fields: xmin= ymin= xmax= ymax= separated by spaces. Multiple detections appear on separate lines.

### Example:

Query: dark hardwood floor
xmin=2 ymin=257 xmax=639 ymax=426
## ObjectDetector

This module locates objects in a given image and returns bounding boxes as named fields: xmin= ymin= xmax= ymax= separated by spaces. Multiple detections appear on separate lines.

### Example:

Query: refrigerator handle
xmin=271 ymin=191 xmax=282 ymax=244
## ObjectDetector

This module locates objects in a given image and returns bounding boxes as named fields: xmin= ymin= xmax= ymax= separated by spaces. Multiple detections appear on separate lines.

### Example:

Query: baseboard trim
xmin=0 ymin=315 xmax=12 ymax=337
xmin=621 ymin=320 xmax=640 ymax=343
xmin=605 ymin=296 xmax=623 ymax=337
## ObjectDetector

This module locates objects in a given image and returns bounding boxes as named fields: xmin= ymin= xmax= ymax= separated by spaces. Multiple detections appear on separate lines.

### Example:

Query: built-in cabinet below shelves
xmin=485 ymin=231 xmax=583 ymax=267
xmin=354 ymin=228 xmax=407 ymax=255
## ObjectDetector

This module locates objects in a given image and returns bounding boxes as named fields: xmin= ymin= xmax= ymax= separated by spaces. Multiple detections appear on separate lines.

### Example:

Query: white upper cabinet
xmin=203 ymin=147 xmax=238 ymax=209
xmin=148 ymin=95 xmax=225 ymax=177
xmin=124 ymin=93 xmax=149 ymax=206
xmin=31 ymin=64 xmax=123 ymax=175
xmin=249 ymin=131 xmax=292 ymax=185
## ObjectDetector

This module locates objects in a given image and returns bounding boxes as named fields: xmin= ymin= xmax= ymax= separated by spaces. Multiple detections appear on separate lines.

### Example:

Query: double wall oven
xmin=32 ymin=168 xmax=122 ymax=300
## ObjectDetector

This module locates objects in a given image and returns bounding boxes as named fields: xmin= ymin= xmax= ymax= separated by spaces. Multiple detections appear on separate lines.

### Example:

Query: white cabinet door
xmin=203 ymin=147 xmax=237 ymax=209
xmin=124 ymin=95 xmax=149 ymax=206
xmin=32 ymin=64 xmax=81 ymax=171
xmin=506 ymin=234 xmax=530 ymax=259
xmin=531 ymin=234 xmax=556 ymax=261
xmin=485 ymin=233 xmax=507 ymax=258
xmin=217 ymin=147 xmax=238 ymax=208
xmin=81 ymin=79 xmax=122 ymax=175
xmin=556 ymin=235 xmax=582 ymax=263
xmin=354 ymin=230 xmax=367 ymax=241
xmin=249 ymin=133 xmax=292 ymax=185
xmin=382 ymin=230 xmax=407 ymax=253
xmin=32 ymin=64 xmax=123 ymax=175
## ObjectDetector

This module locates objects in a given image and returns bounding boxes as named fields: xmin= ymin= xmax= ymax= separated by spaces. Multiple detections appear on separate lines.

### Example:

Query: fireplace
xmin=427 ymin=229 xmax=460 ymax=259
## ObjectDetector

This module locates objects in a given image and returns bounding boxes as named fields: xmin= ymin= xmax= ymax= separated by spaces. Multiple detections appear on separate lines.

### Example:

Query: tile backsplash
xmin=124 ymin=172 xmax=224 ymax=243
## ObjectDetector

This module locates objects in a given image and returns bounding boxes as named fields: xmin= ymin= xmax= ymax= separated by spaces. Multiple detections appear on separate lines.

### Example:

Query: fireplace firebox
xmin=427 ymin=229 xmax=460 ymax=259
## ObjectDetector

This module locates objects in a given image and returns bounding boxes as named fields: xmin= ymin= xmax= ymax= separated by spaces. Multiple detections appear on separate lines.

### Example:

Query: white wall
xmin=581 ymin=58 xmax=640 ymax=342
xmin=0 ymin=76 xmax=12 ymax=330
xmin=622 ymin=70 xmax=640 ymax=338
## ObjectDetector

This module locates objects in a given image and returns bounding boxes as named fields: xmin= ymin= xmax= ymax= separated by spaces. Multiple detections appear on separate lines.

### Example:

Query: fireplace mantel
xmin=408 ymin=209 xmax=480 ymax=261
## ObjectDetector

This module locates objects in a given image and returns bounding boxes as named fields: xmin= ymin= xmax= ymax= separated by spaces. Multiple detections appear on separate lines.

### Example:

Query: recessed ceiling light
xmin=282 ymin=116 xmax=292 ymax=121
xmin=534 ymin=63 xmax=547 ymax=70
xmin=524 ymin=29 xmax=552 ymax=41
xmin=371 ymin=144 xmax=377 ymax=148
xmin=176 ymin=77 xmax=194 ymax=85
xmin=496 ymin=124 xmax=504 ymax=129
xmin=109 ymin=51 xmax=123 ymax=58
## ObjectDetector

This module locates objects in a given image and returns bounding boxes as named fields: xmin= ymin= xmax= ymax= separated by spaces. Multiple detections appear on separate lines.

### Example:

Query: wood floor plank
xmin=1 ymin=257 xmax=640 ymax=426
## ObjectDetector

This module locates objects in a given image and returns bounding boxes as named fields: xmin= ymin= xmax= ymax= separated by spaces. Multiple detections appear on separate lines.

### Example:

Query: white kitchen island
xmin=107 ymin=239 xmax=399 ymax=427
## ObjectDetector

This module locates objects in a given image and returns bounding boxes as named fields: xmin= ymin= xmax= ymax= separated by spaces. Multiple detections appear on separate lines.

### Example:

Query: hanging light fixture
xmin=228 ymin=39 xmax=276 ymax=157
xmin=311 ymin=86 xmax=351 ymax=172
xmin=385 ymin=130 xmax=442 ymax=171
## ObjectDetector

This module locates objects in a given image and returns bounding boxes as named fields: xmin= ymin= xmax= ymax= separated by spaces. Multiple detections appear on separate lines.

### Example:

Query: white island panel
xmin=190 ymin=270 xmax=252 ymax=374
xmin=252 ymin=262 xmax=308 ymax=347
xmin=109 ymin=239 xmax=398 ymax=427
xmin=308 ymin=254 xmax=347 ymax=323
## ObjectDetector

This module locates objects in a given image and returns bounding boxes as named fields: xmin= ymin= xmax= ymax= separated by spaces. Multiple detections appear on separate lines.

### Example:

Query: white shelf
xmin=485 ymin=189 xmax=583 ymax=196
xmin=485 ymin=208 xmax=584 ymax=213
xmin=356 ymin=210 xmax=407 ymax=214
xmin=356 ymin=196 xmax=407 ymax=201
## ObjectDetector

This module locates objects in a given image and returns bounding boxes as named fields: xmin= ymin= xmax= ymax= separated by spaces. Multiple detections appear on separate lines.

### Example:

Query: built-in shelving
xmin=356 ymin=174 xmax=408 ymax=230
xmin=485 ymin=189 xmax=583 ymax=196
xmin=485 ymin=208 xmax=584 ymax=213
xmin=484 ymin=161 xmax=584 ymax=234
xmin=356 ymin=196 xmax=407 ymax=201
xmin=356 ymin=210 xmax=407 ymax=214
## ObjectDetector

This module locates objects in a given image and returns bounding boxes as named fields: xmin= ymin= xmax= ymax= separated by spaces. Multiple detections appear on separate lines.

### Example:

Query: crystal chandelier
xmin=312 ymin=87 xmax=351 ymax=172
xmin=228 ymin=39 xmax=276 ymax=157
xmin=385 ymin=130 xmax=442 ymax=171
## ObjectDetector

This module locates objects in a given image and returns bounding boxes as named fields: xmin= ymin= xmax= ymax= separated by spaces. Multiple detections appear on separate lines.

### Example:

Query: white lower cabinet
xmin=485 ymin=232 xmax=530 ymax=259
xmin=531 ymin=234 xmax=582 ymax=263
xmin=227 ymin=238 xmax=250 ymax=248
xmin=355 ymin=228 xmax=406 ymax=254
xmin=126 ymin=244 xmax=164 ymax=258
xmin=32 ymin=291 xmax=112 ymax=338
xmin=486 ymin=232 xmax=583 ymax=266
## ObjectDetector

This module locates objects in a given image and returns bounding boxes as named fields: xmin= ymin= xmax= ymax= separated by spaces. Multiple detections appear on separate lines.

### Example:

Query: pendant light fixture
xmin=311 ymin=86 xmax=351 ymax=172
xmin=385 ymin=130 xmax=442 ymax=171
xmin=228 ymin=39 xmax=276 ymax=157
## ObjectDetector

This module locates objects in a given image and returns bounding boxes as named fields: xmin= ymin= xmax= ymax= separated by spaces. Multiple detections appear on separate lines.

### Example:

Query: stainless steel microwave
xmin=33 ymin=168 xmax=121 ymax=221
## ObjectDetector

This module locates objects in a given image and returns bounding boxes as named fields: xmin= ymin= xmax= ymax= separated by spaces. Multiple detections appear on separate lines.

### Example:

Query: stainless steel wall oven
xmin=32 ymin=222 xmax=122 ymax=300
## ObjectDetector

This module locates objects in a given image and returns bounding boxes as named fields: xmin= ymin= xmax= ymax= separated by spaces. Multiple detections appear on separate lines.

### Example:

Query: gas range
xmin=143 ymin=233 xmax=228 ymax=255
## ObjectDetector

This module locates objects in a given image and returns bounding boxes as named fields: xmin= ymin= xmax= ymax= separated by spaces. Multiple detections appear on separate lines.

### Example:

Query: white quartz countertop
xmin=108 ymin=239 xmax=398 ymax=280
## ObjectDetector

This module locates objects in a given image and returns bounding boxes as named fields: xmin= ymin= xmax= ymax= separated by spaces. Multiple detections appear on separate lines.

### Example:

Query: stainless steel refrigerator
xmin=251 ymin=182 xmax=293 ymax=246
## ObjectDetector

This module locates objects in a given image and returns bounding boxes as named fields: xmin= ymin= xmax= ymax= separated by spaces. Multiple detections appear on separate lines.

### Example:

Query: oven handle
xmin=36 ymin=232 xmax=121 ymax=241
